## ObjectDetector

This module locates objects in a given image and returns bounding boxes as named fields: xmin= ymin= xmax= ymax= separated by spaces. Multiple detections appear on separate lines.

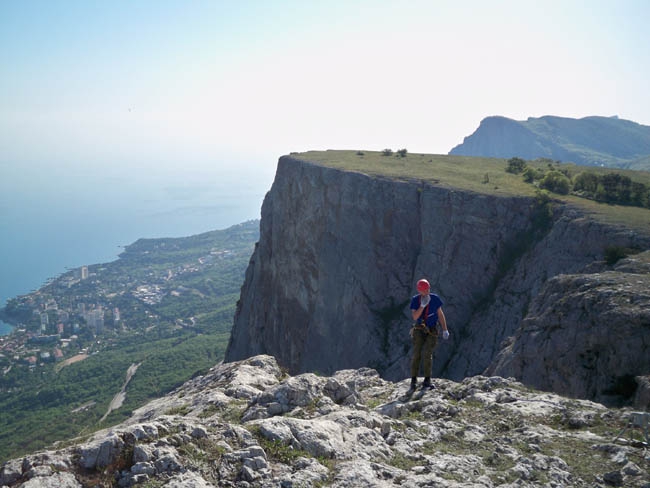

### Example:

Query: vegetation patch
xmin=508 ymin=156 xmax=650 ymax=210
xmin=366 ymin=390 xmax=393 ymax=409
xmin=384 ymin=450 xmax=421 ymax=470
xmin=197 ymin=403 xmax=222 ymax=419
xmin=247 ymin=424 xmax=310 ymax=464
xmin=139 ymin=481 xmax=166 ymax=488
xmin=178 ymin=437 xmax=227 ymax=466
xmin=164 ymin=404 xmax=192 ymax=416
xmin=604 ymin=245 xmax=642 ymax=265
xmin=219 ymin=400 xmax=248 ymax=424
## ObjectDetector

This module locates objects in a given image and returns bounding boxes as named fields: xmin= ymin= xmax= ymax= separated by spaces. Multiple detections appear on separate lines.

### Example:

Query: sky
xmin=1 ymin=0 xmax=649 ymax=170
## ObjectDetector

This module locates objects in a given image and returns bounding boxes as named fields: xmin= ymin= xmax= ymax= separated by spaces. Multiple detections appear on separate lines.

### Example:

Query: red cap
xmin=416 ymin=279 xmax=430 ymax=292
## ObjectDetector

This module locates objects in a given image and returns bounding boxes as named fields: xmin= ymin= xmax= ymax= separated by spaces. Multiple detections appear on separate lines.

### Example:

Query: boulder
xmin=1 ymin=355 xmax=648 ymax=488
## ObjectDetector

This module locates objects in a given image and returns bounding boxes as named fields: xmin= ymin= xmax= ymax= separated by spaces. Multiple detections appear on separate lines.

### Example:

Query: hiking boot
xmin=422 ymin=377 xmax=432 ymax=389
xmin=410 ymin=377 xmax=417 ymax=390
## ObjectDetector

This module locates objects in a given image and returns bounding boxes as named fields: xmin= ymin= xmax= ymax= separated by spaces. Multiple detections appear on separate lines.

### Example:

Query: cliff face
xmin=226 ymin=156 xmax=650 ymax=406
xmin=488 ymin=251 xmax=650 ymax=406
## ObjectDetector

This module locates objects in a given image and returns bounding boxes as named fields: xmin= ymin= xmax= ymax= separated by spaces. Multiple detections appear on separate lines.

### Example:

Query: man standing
xmin=409 ymin=278 xmax=449 ymax=390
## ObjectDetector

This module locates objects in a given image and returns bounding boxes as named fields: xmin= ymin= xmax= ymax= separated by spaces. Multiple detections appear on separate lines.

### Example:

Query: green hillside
xmin=0 ymin=221 xmax=259 ymax=462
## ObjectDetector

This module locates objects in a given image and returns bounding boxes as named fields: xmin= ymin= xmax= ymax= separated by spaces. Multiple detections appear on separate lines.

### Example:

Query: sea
xmin=0 ymin=156 xmax=276 ymax=336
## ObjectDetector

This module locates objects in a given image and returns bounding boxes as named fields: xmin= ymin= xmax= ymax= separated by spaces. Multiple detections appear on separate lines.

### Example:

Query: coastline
xmin=0 ymin=319 xmax=13 ymax=336
xmin=0 ymin=158 xmax=274 ymax=309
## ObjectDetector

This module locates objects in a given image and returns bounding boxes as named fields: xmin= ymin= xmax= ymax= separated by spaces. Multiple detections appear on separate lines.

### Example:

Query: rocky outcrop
xmin=225 ymin=155 xmax=650 ymax=406
xmin=449 ymin=115 xmax=650 ymax=169
xmin=487 ymin=251 xmax=650 ymax=407
xmin=2 ymin=355 xmax=648 ymax=487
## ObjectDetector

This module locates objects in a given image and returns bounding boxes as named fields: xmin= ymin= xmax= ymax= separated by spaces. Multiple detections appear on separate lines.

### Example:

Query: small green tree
xmin=604 ymin=246 xmax=635 ymax=265
xmin=506 ymin=157 xmax=527 ymax=174
xmin=630 ymin=182 xmax=647 ymax=207
xmin=573 ymin=172 xmax=599 ymax=194
xmin=601 ymin=173 xmax=632 ymax=204
xmin=524 ymin=167 xmax=537 ymax=183
xmin=540 ymin=170 xmax=571 ymax=195
xmin=382 ymin=148 xmax=393 ymax=156
xmin=397 ymin=148 xmax=408 ymax=157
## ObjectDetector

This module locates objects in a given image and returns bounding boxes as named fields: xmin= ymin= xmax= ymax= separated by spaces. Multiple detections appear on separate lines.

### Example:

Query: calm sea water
xmin=0 ymin=157 xmax=275 ymax=335
xmin=0 ymin=320 xmax=12 ymax=336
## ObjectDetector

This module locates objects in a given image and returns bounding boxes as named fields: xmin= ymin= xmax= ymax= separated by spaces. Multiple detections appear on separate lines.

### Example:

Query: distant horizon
xmin=2 ymin=1 xmax=649 ymax=165
xmin=0 ymin=157 xmax=273 ymax=309
xmin=2 ymin=0 xmax=649 ymax=311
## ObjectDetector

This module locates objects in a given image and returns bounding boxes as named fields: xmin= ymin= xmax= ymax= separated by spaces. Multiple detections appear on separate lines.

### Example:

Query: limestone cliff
xmin=225 ymin=154 xmax=650 ymax=406
xmin=487 ymin=251 xmax=650 ymax=406
xmin=2 ymin=355 xmax=648 ymax=487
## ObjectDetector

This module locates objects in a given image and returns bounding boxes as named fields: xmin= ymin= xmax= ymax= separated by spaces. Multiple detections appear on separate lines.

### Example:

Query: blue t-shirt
xmin=410 ymin=293 xmax=443 ymax=329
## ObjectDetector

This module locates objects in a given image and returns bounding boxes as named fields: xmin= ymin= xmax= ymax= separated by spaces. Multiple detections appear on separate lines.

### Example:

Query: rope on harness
xmin=410 ymin=323 xmax=434 ymax=337
xmin=410 ymin=298 xmax=433 ymax=337
xmin=409 ymin=297 xmax=433 ymax=337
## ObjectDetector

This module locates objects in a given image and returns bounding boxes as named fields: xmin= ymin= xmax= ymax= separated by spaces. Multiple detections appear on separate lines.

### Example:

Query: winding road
xmin=99 ymin=362 xmax=141 ymax=423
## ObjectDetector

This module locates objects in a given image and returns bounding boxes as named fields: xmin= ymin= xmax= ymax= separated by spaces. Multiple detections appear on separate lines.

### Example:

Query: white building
xmin=40 ymin=312 xmax=49 ymax=332
xmin=85 ymin=307 xmax=105 ymax=334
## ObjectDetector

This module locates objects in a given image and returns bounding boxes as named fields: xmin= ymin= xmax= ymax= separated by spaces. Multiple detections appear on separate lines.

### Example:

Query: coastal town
xmin=0 ymin=221 xmax=259 ymax=379
xmin=0 ymin=221 xmax=259 ymax=462
xmin=0 ymin=265 xmax=124 ymax=374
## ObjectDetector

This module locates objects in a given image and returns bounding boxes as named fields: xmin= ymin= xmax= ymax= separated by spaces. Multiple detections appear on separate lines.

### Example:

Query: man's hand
xmin=442 ymin=330 xmax=450 ymax=340
xmin=420 ymin=295 xmax=430 ymax=308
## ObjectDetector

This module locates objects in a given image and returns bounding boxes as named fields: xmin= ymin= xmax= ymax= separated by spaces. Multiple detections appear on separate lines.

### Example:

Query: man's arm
xmin=437 ymin=308 xmax=448 ymax=332
xmin=411 ymin=306 xmax=424 ymax=321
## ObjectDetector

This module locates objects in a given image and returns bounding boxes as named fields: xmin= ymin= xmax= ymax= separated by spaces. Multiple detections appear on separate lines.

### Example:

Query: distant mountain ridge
xmin=449 ymin=115 xmax=650 ymax=169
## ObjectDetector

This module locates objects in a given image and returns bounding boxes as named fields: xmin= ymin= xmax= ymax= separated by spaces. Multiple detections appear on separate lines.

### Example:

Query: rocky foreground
xmin=1 ymin=355 xmax=648 ymax=487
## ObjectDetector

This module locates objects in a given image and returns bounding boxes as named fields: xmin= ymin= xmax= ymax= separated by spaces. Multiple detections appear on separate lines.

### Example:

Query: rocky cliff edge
xmin=225 ymin=155 xmax=650 ymax=407
xmin=1 ymin=355 xmax=649 ymax=487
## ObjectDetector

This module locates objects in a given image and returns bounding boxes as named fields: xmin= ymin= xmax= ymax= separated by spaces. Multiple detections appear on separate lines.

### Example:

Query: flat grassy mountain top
xmin=449 ymin=115 xmax=650 ymax=170
xmin=291 ymin=150 xmax=650 ymax=233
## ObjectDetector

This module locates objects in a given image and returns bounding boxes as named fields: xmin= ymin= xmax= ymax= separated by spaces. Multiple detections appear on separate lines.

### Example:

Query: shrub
xmin=522 ymin=167 xmax=543 ymax=183
xmin=540 ymin=170 xmax=571 ymax=195
xmin=506 ymin=157 xmax=527 ymax=174
xmin=600 ymin=173 xmax=632 ymax=204
xmin=397 ymin=148 xmax=408 ymax=157
xmin=573 ymin=172 xmax=599 ymax=193
xmin=382 ymin=149 xmax=393 ymax=156
xmin=630 ymin=182 xmax=647 ymax=206
xmin=604 ymin=246 xmax=630 ymax=265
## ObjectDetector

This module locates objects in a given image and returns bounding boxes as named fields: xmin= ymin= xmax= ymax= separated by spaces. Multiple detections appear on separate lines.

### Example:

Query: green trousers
xmin=410 ymin=327 xmax=438 ymax=378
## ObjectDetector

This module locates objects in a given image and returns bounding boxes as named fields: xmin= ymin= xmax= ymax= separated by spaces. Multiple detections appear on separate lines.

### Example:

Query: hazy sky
xmin=1 ymin=0 xmax=649 ymax=169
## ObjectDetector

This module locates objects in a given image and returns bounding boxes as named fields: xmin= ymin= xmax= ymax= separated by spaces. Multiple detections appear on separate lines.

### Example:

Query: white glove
xmin=420 ymin=295 xmax=430 ymax=308
xmin=442 ymin=330 xmax=450 ymax=340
